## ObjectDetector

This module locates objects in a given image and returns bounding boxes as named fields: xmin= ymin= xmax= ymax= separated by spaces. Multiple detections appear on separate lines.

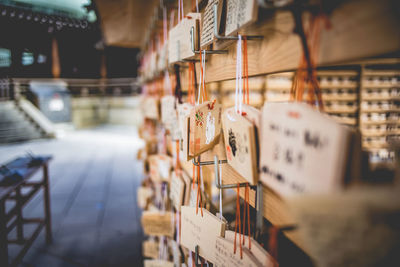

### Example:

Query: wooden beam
xmin=195 ymin=0 xmax=400 ymax=83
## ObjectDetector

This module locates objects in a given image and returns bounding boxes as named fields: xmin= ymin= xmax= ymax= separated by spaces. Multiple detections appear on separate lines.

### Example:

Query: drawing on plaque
xmin=205 ymin=112 xmax=216 ymax=144
xmin=228 ymin=129 xmax=237 ymax=157
xmin=195 ymin=111 xmax=204 ymax=126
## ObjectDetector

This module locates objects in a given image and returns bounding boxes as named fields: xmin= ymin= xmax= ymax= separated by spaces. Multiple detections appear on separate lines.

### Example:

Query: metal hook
xmin=195 ymin=245 xmax=200 ymax=267
xmin=192 ymin=157 xmax=227 ymax=166
xmin=213 ymin=155 xmax=257 ymax=190
xmin=255 ymin=181 xmax=263 ymax=240
xmin=190 ymin=26 xmax=228 ymax=54
xmin=213 ymin=4 xmax=264 ymax=41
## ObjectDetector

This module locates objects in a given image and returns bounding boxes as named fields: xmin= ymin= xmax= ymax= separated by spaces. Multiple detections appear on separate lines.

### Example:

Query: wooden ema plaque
xmin=224 ymin=230 xmax=277 ymax=267
xmin=144 ymin=260 xmax=174 ymax=267
xmin=225 ymin=0 xmax=258 ymax=36
xmin=222 ymin=107 xmax=258 ymax=185
xmin=137 ymin=186 xmax=153 ymax=209
xmin=142 ymin=240 xmax=159 ymax=259
xmin=213 ymin=236 xmax=263 ymax=267
xmin=141 ymin=211 xmax=175 ymax=238
xmin=148 ymin=155 xmax=172 ymax=183
xmin=189 ymin=100 xmax=222 ymax=157
xmin=180 ymin=206 xmax=226 ymax=264
xmin=200 ymin=0 xmax=222 ymax=48
xmin=260 ymin=102 xmax=353 ymax=197
xmin=141 ymin=96 xmax=159 ymax=120
xmin=161 ymin=95 xmax=177 ymax=133
xmin=168 ymin=13 xmax=201 ymax=64
xmin=170 ymin=171 xmax=185 ymax=211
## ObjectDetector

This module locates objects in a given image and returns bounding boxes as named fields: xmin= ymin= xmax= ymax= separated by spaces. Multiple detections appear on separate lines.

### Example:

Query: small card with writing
xmin=260 ymin=102 xmax=355 ymax=197
xmin=225 ymin=230 xmax=277 ymax=266
xmin=225 ymin=0 xmax=258 ymax=36
xmin=213 ymin=236 xmax=263 ymax=267
xmin=180 ymin=206 xmax=226 ymax=264
xmin=141 ymin=211 xmax=175 ymax=238
xmin=200 ymin=0 xmax=223 ymax=48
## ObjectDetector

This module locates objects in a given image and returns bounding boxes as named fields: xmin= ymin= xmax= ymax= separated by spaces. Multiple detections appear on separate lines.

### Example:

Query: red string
xmin=241 ymin=184 xmax=251 ymax=250
xmin=269 ymin=226 xmax=279 ymax=267
xmin=195 ymin=164 xmax=203 ymax=216
xmin=234 ymin=184 xmax=242 ymax=258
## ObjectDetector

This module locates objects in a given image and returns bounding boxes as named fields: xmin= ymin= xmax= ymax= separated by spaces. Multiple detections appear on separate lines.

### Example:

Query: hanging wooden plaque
xmin=189 ymin=100 xmax=222 ymax=157
xmin=213 ymin=236 xmax=263 ymax=267
xmin=137 ymin=186 xmax=153 ymax=209
xmin=142 ymin=240 xmax=159 ymax=259
xmin=200 ymin=0 xmax=223 ymax=48
xmin=259 ymin=102 xmax=354 ymax=197
xmin=141 ymin=211 xmax=175 ymax=238
xmin=225 ymin=230 xmax=277 ymax=267
xmin=170 ymin=171 xmax=185 ymax=211
xmin=148 ymin=155 xmax=172 ymax=183
xmin=161 ymin=95 xmax=177 ymax=132
xmin=141 ymin=96 xmax=159 ymax=120
xmin=225 ymin=0 xmax=258 ymax=36
xmin=222 ymin=107 xmax=258 ymax=184
xmin=144 ymin=260 xmax=174 ymax=267
xmin=180 ymin=206 xmax=226 ymax=264
xmin=168 ymin=13 xmax=201 ymax=64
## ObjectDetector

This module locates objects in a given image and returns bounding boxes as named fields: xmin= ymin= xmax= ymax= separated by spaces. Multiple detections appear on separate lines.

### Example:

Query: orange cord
xmin=269 ymin=226 xmax=279 ymax=267
xmin=241 ymin=184 xmax=251 ymax=250
xmin=195 ymin=164 xmax=203 ymax=216
xmin=234 ymin=184 xmax=242 ymax=258
xmin=291 ymin=14 xmax=325 ymax=110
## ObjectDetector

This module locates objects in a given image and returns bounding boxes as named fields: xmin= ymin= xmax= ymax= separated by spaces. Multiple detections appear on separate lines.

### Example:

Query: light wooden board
xmin=141 ymin=211 xmax=175 ymax=238
xmin=225 ymin=0 xmax=258 ymax=36
xmin=180 ymin=206 xmax=226 ymax=264
xmin=199 ymin=0 xmax=400 ymax=83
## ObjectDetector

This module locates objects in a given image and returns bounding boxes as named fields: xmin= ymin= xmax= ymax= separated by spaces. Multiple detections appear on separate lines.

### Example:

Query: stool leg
xmin=43 ymin=164 xmax=52 ymax=244
xmin=0 ymin=200 xmax=9 ymax=266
